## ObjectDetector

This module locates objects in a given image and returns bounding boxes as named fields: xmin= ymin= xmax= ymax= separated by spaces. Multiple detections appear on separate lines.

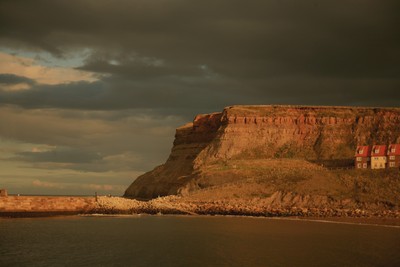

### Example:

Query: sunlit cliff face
xmin=0 ymin=0 xmax=399 ymax=195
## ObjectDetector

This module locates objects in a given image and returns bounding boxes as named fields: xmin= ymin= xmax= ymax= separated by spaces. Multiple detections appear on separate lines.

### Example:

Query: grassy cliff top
xmin=223 ymin=105 xmax=400 ymax=117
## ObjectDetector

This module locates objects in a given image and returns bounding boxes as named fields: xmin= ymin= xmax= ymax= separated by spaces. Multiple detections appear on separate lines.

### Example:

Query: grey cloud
xmin=0 ymin=0 xmax=399 ymax=115
xmin=1 ymin=0 xmax=399 ymax=82
xmin=11 ymin=147 xmax=165 ymax=173
xmin=14 ymin=148 xmax=102 ymax=164
xmin=0 ymin=106 xmax=183 ymax=173
xmin=0 ymin=76 xmax=233 ymax=117
xmin=0 ymin=74 xmax=35 ymax=85
xmin=78 ymin=52 xmax=206 ymax=81
xmin=0 ymin=76 xmax=399 ymax=116
xmin=0 ymin=81 xmax=107 ymax=109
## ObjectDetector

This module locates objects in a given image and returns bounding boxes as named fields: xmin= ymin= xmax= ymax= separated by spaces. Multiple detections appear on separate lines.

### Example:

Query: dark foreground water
xmin=1 ymin=216 xmax=399 ymax=267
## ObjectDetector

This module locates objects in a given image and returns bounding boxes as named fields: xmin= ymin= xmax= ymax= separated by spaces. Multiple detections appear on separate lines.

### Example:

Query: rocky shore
xmin=92 ymin=196 xmax=400 ymax=221
xmin=2 ymin=195 xmax=399 ymax=226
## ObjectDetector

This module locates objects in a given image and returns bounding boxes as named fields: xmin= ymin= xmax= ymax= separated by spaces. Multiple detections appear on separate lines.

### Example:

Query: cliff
xmin=124 ymin=105 xmax=400 ymax=201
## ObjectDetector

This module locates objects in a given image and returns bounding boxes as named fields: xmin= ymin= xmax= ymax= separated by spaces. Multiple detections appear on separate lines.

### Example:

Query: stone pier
xmin=0 ymin=196 xmax=96 ymax=217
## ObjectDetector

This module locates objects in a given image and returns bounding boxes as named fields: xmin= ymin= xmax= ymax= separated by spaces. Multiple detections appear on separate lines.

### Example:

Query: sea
xmin=1 ymin=215 xmax=399 ymax=267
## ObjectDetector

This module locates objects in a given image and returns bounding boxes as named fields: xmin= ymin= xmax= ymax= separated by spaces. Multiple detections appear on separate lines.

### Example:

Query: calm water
xmin=1 ymin=216 xmax=399 ymax=267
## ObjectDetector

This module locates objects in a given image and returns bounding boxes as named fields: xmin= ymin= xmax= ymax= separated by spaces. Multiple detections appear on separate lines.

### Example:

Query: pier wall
xmin=0 ymin=196 xmax=96 ymax=213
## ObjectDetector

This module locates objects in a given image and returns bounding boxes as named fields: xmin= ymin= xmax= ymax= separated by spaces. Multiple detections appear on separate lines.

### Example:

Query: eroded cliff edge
xmin=124 ymin=105 xmax=400 ymax=203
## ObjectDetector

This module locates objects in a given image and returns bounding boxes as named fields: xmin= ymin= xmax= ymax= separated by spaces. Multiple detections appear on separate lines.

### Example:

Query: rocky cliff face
xmin=124 ymin=105 xmax=400 ymax=199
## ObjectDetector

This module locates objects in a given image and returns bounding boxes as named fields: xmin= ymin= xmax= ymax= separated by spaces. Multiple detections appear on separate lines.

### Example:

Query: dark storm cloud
xmin=0 ymin=74 xmax=35 ymax=85
xmin=0 ymin=81 xmax=107 ymax=109
xmin=0 ymin=0 xmax=399 ymax=112
xmin=0 ymin=77 xmax=399 ymax=116
xmin=0 ymin=78 xmax=216 ymax=114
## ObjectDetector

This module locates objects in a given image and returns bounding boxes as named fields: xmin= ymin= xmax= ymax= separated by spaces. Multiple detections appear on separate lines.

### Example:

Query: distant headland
xmin=121 ymin=105 xmax=400 ymax=220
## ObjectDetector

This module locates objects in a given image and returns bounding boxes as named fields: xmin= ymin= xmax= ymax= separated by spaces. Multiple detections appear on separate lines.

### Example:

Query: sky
xmin=0 ymin=0 xmax=399 ymax=195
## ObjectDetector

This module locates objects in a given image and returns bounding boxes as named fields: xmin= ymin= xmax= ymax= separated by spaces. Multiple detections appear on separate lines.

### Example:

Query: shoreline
xmin=1 ymin=195 xmax=400 ymax=227
xmin=2 ymin=211 xmax=400 ymax=228
xmin=81 ymin=213 xmax=400 ymax=228
xmin=0 ymin=211 xmax=82 ymax=218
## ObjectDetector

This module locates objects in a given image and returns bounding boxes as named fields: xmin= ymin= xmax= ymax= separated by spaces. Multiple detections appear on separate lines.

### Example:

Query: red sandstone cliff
xmin=124 ymin=105 xmax=400 ymax=199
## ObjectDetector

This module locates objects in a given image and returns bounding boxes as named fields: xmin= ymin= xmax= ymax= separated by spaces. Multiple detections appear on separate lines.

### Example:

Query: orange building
xmin=387 ymin=144 xmax=400 ymax=168
xmin=355 ymin=145 xmax=371 ymax=169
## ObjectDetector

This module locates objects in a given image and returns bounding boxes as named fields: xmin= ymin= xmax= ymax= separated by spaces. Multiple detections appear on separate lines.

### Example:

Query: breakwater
xmin=0 ymin=196 xmax=96 ymax=217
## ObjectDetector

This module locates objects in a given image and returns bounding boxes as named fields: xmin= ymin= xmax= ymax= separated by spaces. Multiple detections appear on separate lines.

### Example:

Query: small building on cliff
xmin=0 ymin=189 xmax=7 ymax=197
xmin=387 ymin=144 xmax=400 ymax=168
xmin=355 ymin=146 xmax=371 ymax=169
xmin=371 ymin=145 xmax=387 ymax=169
